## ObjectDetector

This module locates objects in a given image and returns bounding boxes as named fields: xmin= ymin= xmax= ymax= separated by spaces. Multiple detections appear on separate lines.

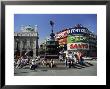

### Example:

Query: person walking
xmin=68 ymin=52 xmax=73 ymax=68
xmin=20 ymin=56 xmax=25 ymax=68
xmin=68 ymin=59 xmax=72 ymax=68
xmin=30 ymin=59 xmax=37 ymax=70
xmin=59 ymin=54 xmax=63 ymax=62
xmin=16 ymin=58 xmax=21 ymax=68
xmin=41 ymin=59 xmax=46 ymax=67
xmin=76 ymin=51 xmax=81 ymax=63
xmin=49 ymin=59 xmax=55 ymax=68
xmin=64 ymin=57 xmax=68 ymax=67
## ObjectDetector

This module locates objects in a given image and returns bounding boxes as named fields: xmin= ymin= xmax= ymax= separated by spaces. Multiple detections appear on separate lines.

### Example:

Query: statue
xmin=35 ymin=25 xmax=38 ymax=32
xmin=50 ymin=20 xmax=55 ymax=40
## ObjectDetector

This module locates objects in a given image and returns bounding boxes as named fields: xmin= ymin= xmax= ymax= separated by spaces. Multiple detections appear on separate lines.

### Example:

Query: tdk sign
xmin=68 ymin=28 xmax=88 ymax=34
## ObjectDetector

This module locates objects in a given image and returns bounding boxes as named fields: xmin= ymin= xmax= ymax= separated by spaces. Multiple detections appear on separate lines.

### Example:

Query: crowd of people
xmin=14 ymin=51 xmax=93 ymax=70
xmin=14 ymin=55 xmax=56 ymax=70
xmin=63 ymin=51 xmax=93 ymax=68
xmin=14 ymin=55 xmax=31 ymax=69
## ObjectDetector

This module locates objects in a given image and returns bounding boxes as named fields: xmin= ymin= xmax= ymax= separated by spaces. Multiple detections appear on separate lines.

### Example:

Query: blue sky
xmin=14 ymin=14 xmax=97 ymax=45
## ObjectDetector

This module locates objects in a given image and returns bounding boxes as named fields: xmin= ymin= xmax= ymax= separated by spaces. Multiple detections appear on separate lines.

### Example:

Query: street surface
xmin=14 ymin=60 xmax=97 ymax=76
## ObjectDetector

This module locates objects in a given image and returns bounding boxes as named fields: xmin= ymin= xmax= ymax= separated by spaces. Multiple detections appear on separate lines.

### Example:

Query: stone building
xmin=14 ymin=25 xmax=39 ymax=58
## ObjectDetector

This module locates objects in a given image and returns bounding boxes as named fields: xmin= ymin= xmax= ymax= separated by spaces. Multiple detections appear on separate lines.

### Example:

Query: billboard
xmin=67 ymin=28 xmax=89 ymax=34
xmin=67 ymin=43 xmax=89 ymax=50
xmin=55 ymin=30 xmax=68 ymax=39
xmin=67 ymin=35 xmax=87 ymax=43
xmin=58 ymin=37 xmax=67 ymax=45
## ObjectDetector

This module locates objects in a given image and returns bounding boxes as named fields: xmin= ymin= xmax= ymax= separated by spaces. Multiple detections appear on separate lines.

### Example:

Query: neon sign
xmin=67 ymin=35 xmax=87 ymax=43
xmin=56 ymin=30 xmax=68 ymax=39
xmin=67 ymin=28 xmax=89 ymax=34
xmin=67 ymin=43 xmax=89 ymax=50
xmin=58 ymin=38 xmax=67 ymax=45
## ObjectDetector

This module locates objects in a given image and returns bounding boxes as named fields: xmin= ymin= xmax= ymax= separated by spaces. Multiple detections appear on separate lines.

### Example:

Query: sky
xmin=14 ymin=14 xmax=97 ymax=45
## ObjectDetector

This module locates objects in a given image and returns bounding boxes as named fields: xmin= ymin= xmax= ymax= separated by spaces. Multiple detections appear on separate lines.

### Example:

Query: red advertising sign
xmin=67 ymin=43 xmax=89 ymax=50
xmin=56 ymin=30 xmax=68 ymax=39
xmin=58 ymin=38 xmax=67 ymax=45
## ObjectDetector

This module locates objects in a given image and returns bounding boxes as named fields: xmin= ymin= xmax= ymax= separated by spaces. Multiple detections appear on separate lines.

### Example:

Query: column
xmin=33 ymin=39 xmax=36 ymax=58
xmin=20 ymin=39 xmax=23 ymax=56
xmin=26 ymin=39 xmax=30 ymax=56
xmin=14 ymin=39 xmax=16 ymax=51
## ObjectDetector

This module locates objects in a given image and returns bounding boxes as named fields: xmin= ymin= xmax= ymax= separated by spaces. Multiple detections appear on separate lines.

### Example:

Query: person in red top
xmin=76 ymin=51 xmax=81 ymax=63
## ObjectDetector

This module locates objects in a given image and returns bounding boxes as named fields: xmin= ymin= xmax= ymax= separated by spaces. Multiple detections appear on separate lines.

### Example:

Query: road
xmin=14 ymin=60 xmax=97 ymax=76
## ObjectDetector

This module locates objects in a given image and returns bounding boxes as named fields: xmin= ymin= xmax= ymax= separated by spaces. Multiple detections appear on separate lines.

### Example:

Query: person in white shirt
xmin=49 ymin=59 xmax=55 ymax=68
xmin=30 ymin=59 xmax=37 ymax=70
xmin=16 ymin=58 xmax=21 ymax=68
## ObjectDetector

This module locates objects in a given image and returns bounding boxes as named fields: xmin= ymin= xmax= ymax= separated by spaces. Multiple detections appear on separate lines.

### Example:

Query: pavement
xmin=14 ymin=60 xmax=97 ymax=76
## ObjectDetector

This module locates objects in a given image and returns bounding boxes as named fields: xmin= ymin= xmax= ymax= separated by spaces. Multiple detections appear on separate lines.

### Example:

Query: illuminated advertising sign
xmin=56 ymin=30 xmax=68 ymax=39
xmin=67 ymin=35 xmax=87 ymax=43
xmin=67 ymin=43 xmax=89 ymax=50
xmin=67 ymin=28 xmax=89 ymax=34
xmin=58 ymin=38 xmax=67 ymax=45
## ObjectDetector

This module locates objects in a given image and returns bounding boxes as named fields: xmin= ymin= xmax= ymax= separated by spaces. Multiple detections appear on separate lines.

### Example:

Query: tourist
xmin=37 ymin=55 xmax=40 ymax=61
xmin=59 ymin=54 xmax=63 ymax=61
xmin=49 ymin=59 xmax=55 ymax=68
xmin=20 ymin=56 xmax=25 ymax=68
xmin=73 ymin=52 xmax=77 ymax=63
xmin=74 ymin=53 xmax=78 ymax=63
xmin=16 ymin=58 xmax=21 ymax=68
xmin=41 ymin=59 xmax=46 ymax=67
xmin=67 ymin=51 xmax=73 ymax=68
xmin=64 ymin=57 xmax=68 ymax=67
xmin=30 ymin=59 xmax=37 ymax=70
xmin=76 ymin=51 xmax=88 ymax=67
xmin=76 ymin=51 xmax=81 ymax=63
xmin=68 ymin=59 xmax=72 ymax=68
xmin=79 ymin=52 xmax=84 ymax=65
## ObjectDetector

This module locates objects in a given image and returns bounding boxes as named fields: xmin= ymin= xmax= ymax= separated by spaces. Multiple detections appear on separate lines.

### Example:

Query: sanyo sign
xmin=67 ymin=43 xmax=89 ymax=50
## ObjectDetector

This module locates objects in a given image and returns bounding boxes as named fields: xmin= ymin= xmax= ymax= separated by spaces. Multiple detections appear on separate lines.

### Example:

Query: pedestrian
xmin=49 ymin=59 xmax=55 ymax=68
xmin=68 ymin=59 xmax=72 ymax=68
xmin=27 ymin=57 xmax=30 ymax=65
xmin=37 ymin=55 xmax=40 ymax=61
xmin=74 ymin=53 xmax=78 ymax=63
xmin=16 ymin=58 xmax=21 ymax=68
xmin=41 ymin=59 xmax=46 ymax=67
xmin=68 ymin=51 xmax=74 ymax=68
xmin=30 ymin=59 xmax=37 ymax=70
xmin=79 ymin=52 xmax=89 ymax=67
xmin=68 ymin=51 xmax=72 ymax=60
xmin=76 ymin=51 xmax=81 ymax=63
xmin=59 ymin=54 xmax=63 ymax=61
xmin=64 ymin=57 xmax=68 ymax=67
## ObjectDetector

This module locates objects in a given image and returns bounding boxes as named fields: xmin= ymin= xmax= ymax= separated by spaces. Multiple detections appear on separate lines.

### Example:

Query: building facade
xmin=14 ymin=25 xmax=39 ymax=58
xmin=55 ymin=24 xmax=97 ymax=57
